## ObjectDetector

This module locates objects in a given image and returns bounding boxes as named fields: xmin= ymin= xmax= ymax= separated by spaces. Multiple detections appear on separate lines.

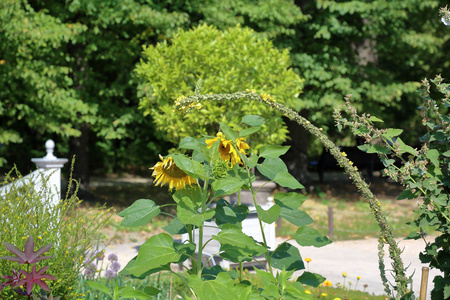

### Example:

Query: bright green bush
xmin=0 ymin=166 xmax=112 ymax=298
xmin=135 ymin=24 xmax=303 ymax=150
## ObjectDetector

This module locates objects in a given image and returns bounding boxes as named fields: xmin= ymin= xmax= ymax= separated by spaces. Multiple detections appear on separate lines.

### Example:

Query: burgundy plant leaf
xmin=16 ymin=264 xmax=56 ymax=295
xmin=1 ymin=235 xmax=53 ymax=264
xmin=1 ymin=268 xmax=22 ymax=286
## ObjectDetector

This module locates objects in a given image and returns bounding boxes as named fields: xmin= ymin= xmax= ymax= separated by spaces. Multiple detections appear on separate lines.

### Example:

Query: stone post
xmin=31 ymin=140 xmax=68 ymax=207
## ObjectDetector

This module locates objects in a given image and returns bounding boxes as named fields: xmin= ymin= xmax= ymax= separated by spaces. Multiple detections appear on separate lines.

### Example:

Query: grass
xmin=277 ymin=197 xmax=418 ymax=241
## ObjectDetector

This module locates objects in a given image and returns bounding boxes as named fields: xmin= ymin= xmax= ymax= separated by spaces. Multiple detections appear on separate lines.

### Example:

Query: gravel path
xmin=103 ymin=236 xmax=439 ymax=299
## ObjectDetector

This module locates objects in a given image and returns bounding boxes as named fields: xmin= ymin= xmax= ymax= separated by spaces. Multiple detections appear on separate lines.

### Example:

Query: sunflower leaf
xmin=119 ymin=199 xmax=161 ymax=227
xmin=219 ymin=122 xmax=239 ymax=141
xmin=241 ymin=115 xmax=267 ymax=126
xmin=172 ymin=153 xmax=206 ymax=179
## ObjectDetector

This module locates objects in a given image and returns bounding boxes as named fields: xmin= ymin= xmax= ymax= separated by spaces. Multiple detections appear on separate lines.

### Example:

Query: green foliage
xmin=277 ymin=0 xmax=450 ymax=154
xmin=135 ymin=24 xmax=303 ymax=150
xmin=118 ymin=117 xmax=329 ymax=299
xmin=334 ymin=75 xmax=450 ymax=299
xmin=0 ymin=167 xmax=112 ymax=298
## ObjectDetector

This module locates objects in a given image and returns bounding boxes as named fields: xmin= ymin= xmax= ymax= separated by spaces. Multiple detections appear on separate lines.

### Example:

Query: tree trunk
xmin=283 ymin=112 xmax=310 ymax=186
xmin=70 ymin=122 xmax=90 ymax=195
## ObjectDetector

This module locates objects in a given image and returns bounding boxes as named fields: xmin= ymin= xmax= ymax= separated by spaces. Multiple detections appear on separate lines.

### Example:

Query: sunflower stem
xmin=238 ymin=190 xmax=244 ymax=282
xmin=197 ymin=177 xmax=209 ymax=277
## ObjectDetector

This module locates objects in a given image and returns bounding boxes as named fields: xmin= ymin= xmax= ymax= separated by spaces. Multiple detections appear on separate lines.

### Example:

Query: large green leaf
xmin=212 ymin=177 xmax=245 ymax=199
xmin=163 ymin=218 xmax=188 ymax=234
xmin=294 ymin=227 xmax=331 ymax=248
xmin=239 ymin=126 xmax=261 ymax=137
xmin=273 ymin=171 xmax=304 ymax=189
xmin=213 ymin=224 xmax=266 ymax=260
xmin=177 ymin=197 xmax=215 ymax=227
xmin=241 ymin=115 xmax=267 ymax=126
xmin=188 ymin=272 xmax=239 ymax=300
xmin=118 ymin=199 xmax=160 ymax=227
xmin=275 ymin=196 xmax=313 ymax=226
xmin=259 ymin=145 xmax=290 ymax=158
xmin=124 ymin=233 xmax=181 ymax=277
xmin=219 ymin=122 xmax=239 ymax=141
xmin=274 ymin=193 xmax=307 ymax=209
xmin=256 ymin=158 xmax=288 ymax=181
xmin=215 ymin=199 xmax=249 ymax=226
xmin=296 ymin=272 xmax=325 ymax=287
xmin=119 ymin=286 xmax=159 ymax=299
xmin=172 ymin=153 xmax=206 ymax=179
xmin=426 ymin=149 xmax=440 ymax=166
xmin=256 ymin=204 xmax=280 ymax=224
xmin=270 ymin=242 xmax=305 ymax=271
xmin=173 ymin=186 xmax=204 ymax=204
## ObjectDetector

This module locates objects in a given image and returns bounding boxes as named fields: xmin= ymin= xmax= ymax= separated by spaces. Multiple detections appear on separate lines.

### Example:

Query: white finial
xmin=43 ymin=139 xmax=57 ymax=160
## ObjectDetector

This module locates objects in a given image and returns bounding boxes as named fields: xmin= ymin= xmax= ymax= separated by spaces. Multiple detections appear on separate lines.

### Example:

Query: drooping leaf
xmin=270 ymin=242 xmax=305 ymax=271
xmin=177 ymin=197 xmax=215 ymax=227
xmin=256 ymin=204 xmax=281 ymax=224
xmin=273 ymin=171 xmax=304 ymax=189
xmin=163 ymin=218 xmax=188 ymax=234
xmin=274 ymin=193 xmax=307 ymax=209
xmin=275 ymin=195 xmax=312 ymax=226
xmin=188 ymin=272 xmax=238 ymax=300
xmin=259 ymin=145 xmax=290 ymax=158
xmin=296 ymin=272 xmax=325 ymax=287
xmin=118 ymin=199 xmax=160 ymax=227
xmin=172 ymin=153 xmax=206 ymax=179
xmin=239 ymin=126 xmax=261 ymax=137
xmin=212 ymin=177 xmax=245 ymax=199
xmin=124 ymin=233 xmax=181 ymax=277
xmin=294 ymin=227 xmax=331 ymax=247
xmin=256 ymin=158 xmax=288 ymax=181
xmin=219 ymin=122 xmax=239 ymax=141
xmin=173 ymin=186 xmax=204 ymax=204
xmin=241 ymin=115 xmax=267 ymax=126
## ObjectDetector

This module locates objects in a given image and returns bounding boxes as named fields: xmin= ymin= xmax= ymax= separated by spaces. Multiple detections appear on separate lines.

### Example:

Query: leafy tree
xmin=0 ymin=0 xmax=305 ymax=191
xmin=135 ymin=24 xmax=303 ymax=150
xmin=277 ymin=0 xmax=450 ymax=181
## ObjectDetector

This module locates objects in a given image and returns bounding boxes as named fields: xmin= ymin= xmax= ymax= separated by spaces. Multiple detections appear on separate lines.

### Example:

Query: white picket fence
xmin=0 ymin=140 xmax=68 ymax=206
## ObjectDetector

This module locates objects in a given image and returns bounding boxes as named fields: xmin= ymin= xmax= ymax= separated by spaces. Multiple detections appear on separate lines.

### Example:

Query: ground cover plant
xmin=0 ymin=166 xmax=113 ymax=298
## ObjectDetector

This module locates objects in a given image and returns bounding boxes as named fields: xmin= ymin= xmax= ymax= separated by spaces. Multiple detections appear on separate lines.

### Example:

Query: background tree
xmin=135 ymin=24 xmax=303 ymax=150
xmin=1 ymin=0 xmax=449 ymax=189
xmin=0 ymin=0 xmax=304 ymax=193
xmin=280 ymin=0 xmax=450 ymax=182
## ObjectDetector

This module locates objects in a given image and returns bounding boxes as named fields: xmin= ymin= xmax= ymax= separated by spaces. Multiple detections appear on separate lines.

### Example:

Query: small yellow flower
xmin=323 ymin=280 xmax=332 ymax=287
xmin=305 ymin=290 xmax=311 ymax=294
xmin=334 ymin=298 xmax=342 ymax=300
xmin=342 ymin=272 xmax=348 ymax=277
xmin=321 ymin=293 xmax=327 ymax=297
xmin=354 ymin=166 xmax=358 ymax=171
xmin=305 ymin=257 xmax=312 ymax=263
xmin=341 ymin=152 xmax=347 ymax=157
xmin=357 ymin=276 xmax=361 ymax=280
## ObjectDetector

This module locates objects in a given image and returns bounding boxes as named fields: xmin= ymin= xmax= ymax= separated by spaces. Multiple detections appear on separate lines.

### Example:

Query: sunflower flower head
xmin=205 ymin=132 xmax=244 ymax=167
xmin=151 ymin=155 xmax=196 ymax=190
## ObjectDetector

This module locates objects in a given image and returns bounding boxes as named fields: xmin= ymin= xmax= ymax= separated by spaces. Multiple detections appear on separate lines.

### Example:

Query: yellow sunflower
xmin=205 ymin=132 xmax=250 ymax=167
xmin=151 ymin=155 xmax=196 ymax=190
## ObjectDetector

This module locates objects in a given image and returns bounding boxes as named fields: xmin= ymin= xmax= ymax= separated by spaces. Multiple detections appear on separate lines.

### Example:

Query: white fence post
xmin=31 ymin=140 xmax=68 ymax=207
